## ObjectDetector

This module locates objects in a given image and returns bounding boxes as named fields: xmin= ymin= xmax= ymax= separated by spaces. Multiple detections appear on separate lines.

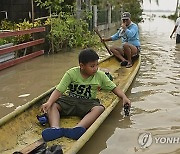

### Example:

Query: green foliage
xmin=122 ymin=0 xmax=143 ymax=22
xmin=0 ymin=20 xmax=15 ymax=30
xmin=91 ymin=0 xmax=143 ymax=23
xmin=35 ymin=0 xmax=74 ymax=13
xmin=15 ymin=20 xmax=41 ymax=43
xmin=34 ymin=0 xmax=100 ymax=52
xmin=0 ymin=38 xmax=6 ymax=46
xmin=0 ymin=20 xmax=15 ymax=45
xmin=0 ymin=19 xmax=42 ymax=45
xmin=48 ymin=13 xmax=99 ymax=52
xmin=35 ymin=0 xmax=64 ymax=12
xmin=168 ymin=14 xmax=178 ymax=20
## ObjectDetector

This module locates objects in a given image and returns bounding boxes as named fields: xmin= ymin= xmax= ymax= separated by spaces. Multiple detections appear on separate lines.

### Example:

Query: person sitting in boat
xmin=40 ymin=48 xmax=131 ymax=142
xmin=102 ymin=12 xmax=141 ymax=68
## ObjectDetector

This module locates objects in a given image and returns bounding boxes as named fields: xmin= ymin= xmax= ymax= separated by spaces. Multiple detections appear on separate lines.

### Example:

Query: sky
xmin=142 ymin=0 xmax=177 ymax=11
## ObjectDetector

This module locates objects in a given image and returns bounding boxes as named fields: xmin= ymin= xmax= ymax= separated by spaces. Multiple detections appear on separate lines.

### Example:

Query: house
xmin=0 ymin=0 xmax=48 ymax=22
xmin=0 ymin=0 xmax=93 ymax=22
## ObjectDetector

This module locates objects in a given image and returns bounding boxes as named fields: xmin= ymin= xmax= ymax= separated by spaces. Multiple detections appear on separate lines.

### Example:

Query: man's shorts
xmin=56 ymin=96 xmax=104 ymax=118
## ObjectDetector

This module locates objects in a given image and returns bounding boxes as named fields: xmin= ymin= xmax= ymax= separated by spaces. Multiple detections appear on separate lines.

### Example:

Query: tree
xmin=91 ymin=0 xmax=143 ymax=22
xmin=35 ymin=0 xmax=75 ymax=13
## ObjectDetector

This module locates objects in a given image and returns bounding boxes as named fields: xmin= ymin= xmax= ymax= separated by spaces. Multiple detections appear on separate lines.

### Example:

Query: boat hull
xmin=0 ymin=55 xmax=141 ymax=154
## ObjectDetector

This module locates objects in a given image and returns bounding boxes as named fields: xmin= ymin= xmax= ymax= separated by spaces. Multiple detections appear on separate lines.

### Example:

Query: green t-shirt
xmin=56 ymin=67 xmax=116 ymax=99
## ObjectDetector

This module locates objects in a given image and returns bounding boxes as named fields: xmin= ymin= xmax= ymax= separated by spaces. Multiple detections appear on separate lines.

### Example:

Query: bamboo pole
xmin=94 ymin=27 xmax=112 ymax=55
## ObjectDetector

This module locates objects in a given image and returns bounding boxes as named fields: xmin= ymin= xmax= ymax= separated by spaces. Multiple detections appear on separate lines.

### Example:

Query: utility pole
xmin=175 ymin=0 xmax=179 ymax=16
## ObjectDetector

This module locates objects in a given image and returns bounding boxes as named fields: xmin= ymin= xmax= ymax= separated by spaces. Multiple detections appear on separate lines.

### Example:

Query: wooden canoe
xmin=0 ymin=54 xmax=141 ymax=154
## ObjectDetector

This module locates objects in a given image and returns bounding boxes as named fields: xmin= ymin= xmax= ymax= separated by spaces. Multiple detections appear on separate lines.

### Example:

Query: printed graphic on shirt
xmin=69 ymin=83 xmax=92 ymax=99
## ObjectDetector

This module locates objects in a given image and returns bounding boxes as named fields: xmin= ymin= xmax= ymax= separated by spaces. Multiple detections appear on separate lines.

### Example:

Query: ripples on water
xmin=0 ymin=51 xmax=80 ymax=118
xmin=97 ymin=12 xmax=180 ymax=154
xmin=0 ymin=11 xmax=180 ymax=154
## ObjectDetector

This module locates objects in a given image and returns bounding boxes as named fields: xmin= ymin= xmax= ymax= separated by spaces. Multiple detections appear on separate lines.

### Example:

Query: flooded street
xmin=0 ymin=51 xmax=80 ymax=118
xmin=79 ymin=12 xmax=180 ymax=154
xmin=0 ymin=11 xmax=180 ymax=154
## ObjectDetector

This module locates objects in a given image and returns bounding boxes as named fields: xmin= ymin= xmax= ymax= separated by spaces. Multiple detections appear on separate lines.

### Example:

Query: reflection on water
xmin=0 ymin=51 xmax=80 ymax=118
xmin=0 ymin=11 xmax=180 ymax=154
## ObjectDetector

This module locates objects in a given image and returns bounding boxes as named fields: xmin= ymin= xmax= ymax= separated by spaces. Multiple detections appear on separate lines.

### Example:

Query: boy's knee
xmin=92 ymin=105 xmax=104 ymax=113
xmin=51 ymin=103 xmax=61 ymax=111
xmin=97 ymin=105 xmax=105 ymax=113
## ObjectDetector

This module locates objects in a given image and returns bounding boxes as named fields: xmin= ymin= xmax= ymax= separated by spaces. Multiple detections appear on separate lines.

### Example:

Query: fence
xmin=0 ymin=27 xmax=45 ymax=71
xmin=97 ymin=9 xmax=108 ymax=25
xmin=89 ymin=5 xmax=121 ymax=31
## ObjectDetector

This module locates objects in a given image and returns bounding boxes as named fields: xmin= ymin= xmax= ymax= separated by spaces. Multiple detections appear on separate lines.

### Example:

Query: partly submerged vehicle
xmin=0 ymin=54 xmax=141 ymax=154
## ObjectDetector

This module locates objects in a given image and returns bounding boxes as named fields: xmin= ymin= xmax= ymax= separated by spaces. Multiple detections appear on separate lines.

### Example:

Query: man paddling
xmin=102 ymin=12 xmax=141 ymax=68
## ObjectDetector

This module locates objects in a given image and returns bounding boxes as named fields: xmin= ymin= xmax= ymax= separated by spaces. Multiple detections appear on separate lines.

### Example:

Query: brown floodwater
xmin=79 ymin=12 xmax=180 ymax=154
xmin=0 ymin=11 xmax=180 ymax=154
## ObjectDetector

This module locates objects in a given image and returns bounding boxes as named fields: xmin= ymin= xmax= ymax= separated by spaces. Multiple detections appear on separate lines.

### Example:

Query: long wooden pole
xmin=94 ymin=27 xmax=112 ymax=55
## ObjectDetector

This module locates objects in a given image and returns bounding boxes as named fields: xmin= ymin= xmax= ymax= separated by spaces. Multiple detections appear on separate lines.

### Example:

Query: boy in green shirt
xmin=41 ymin=48 xmax=131 ymax=142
